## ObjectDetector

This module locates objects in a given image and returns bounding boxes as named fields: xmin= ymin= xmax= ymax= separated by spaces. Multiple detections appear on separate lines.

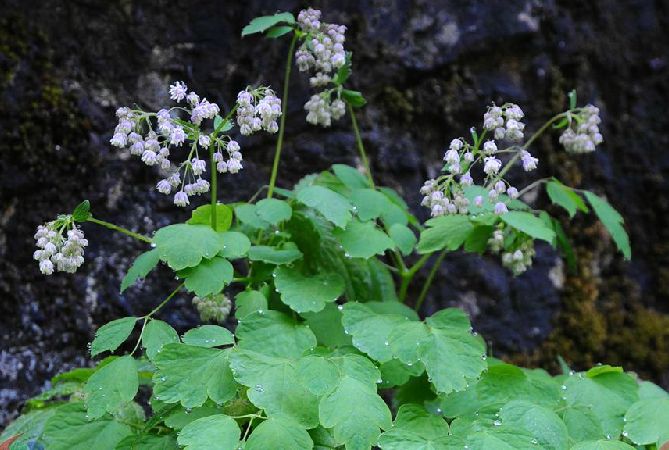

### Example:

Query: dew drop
xmin=337 ymin=305 xmax=344 ymax=311
xmin=150 ymin=243 xmax=157 ymax=248
xmin=160 ymin=376 xmax=166 ymax=382
xmin=569 ymin=370 xmax=575 ymax=376
xmin=436 ymin=408 xmax=442 ymax=414
xmin=481 ymin=354 xmax=487 ymax=360
xmin=384 ymin=341 xmax=389 ymax=346
xmin=344 ymin=252 xmax=351 ymax=258
xmin=493 ymin=419 xmax=502 ymax=426
xmin=561 ymin=384 xmax=567 ymax=390
xmin=257 ymin=309 xmax=264 ymax=314
xmin=254 ymin=384 xmax=264 ymax=393
xmin=531 ymin=439 xmax=538 ymax=444
xmin=376 ymin=378 xmax=382 ymax=383
xmin=622 ymin=431 xmax=628 ymax=437
xmin=606 ymin=434 xmax=611 ymax=440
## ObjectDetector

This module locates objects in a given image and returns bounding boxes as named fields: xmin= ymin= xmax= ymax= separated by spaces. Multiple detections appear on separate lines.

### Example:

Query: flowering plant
xmin=4 ymin=8 xmax=667 ymax=450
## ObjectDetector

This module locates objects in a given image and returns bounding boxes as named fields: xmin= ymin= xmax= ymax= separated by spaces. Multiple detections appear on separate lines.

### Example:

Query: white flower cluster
xmin=236 ymin=88 xmax=282 ymax=135
xmin=295 ymin=8 xmax=348 ymax=127
xmin=487 ymin=228 xmax=536 ymax=275
xmin=305 ymin=94 xmax=346 ymax=127
xmin=559 ymin=105 xmax=603 ymax=154
xmin=110 ymin=82 xmax=278 ymax=207
xmin=33 ymin=222 xmax=88 ymax=275
xmin=483 ymin=103 xmax=526 ymax=142
xmin=193 ymin=293 xmax=232 ymax=323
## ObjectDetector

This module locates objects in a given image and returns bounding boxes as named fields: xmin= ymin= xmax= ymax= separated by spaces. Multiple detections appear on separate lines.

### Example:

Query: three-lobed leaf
xmin=182 ymin=325 xmax=234 ymax=348
xmin=187 ymin=204 xmax=233 ymax=232
xmin=84 ymin=356 xmax=138 ymax=419
xmin=334 ymin=220 xmax=395 ymax=258
xmin=177 ymin=414 xmax=240 ymax=450
xmin=274 ymin=266 xmax=345 ymax=313
xmin=417 ymin=215 xmax=474 ymax=253
xmin=297 ymin=185 xmax=353 ymax=229
xmin=153 ymin=224 xmax=224 ymax=270
xmin=179 ymin=256 xmax=233 ymax=297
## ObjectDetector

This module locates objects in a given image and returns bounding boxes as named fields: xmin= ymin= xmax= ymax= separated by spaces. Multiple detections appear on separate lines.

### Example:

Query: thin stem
xmin=398 ymin=252 xmax=433 ymax=303
xmin=209 ymin=142 xmax=218 ymax=229
xmin=487 ymin=112 xmax=568 ymax=189
xmin=267 ymin=32 xmax=299 ymax=199
xmin=349 ymin=103 xmax=375 ymax=187
xmin=132 ymin=283 xmax=184 ymax=355
xmin=517 ymin=177 xmax=551 ymax=197
xmin=414 ymin=249 xmax=448 ymax=311
xmin=87 ymin=217 xmax=152 ymax=243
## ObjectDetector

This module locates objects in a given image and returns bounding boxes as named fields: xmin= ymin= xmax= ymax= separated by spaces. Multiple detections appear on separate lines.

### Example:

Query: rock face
xmin=1 ymin=0 xmax=667 ymax=425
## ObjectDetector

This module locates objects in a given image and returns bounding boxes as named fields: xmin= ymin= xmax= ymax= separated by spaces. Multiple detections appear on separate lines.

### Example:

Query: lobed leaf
xmin=182 ymin=325 xmax=234 ymax=348
xmin=90 ymin=316 xmax=138 ymax=357
xmin=84 ymin=356 xmax=138 ymax=419
xmin=179 ymin=256 xmax=233 ymax=297
xmin=142 ymin=319 xmax=180 ymax=360
xmin=187 ymin=204 xmax=233 ymax=232
xmin=177 ymin=414 xmax=240 ymax=450
xmin=274 ymin=266 xmax=345 ymax=313
xmin=120 ymin=249 xmax=160 ymax=293
xmin=334 ymin=220 xmax=395 ymax=258
xmin=297 ymin=185 xmax=353 ymax=229
xmin=153 ymin=224 xmax=224 ymax=270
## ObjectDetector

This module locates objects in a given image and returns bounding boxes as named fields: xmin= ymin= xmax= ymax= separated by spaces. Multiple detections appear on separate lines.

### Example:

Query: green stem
xmin=267 ymin=32 xmax=299 ymax=199
xmin=487 ymin=112 xmax=568 ymax=189
xmin=132 ymin=283 xmax=184 ymax=355
xmin=87 ymin=217 xmax=152 ymax=243
xmin=414 ymin=249 xmax=447 ymax=311
xmin=349 ymin=103 xmax=375 ymax=187
xmin=209 ymin=142 xmax=218 ymax=229
xmin=398 ymin=252 xmax=433 ymax=303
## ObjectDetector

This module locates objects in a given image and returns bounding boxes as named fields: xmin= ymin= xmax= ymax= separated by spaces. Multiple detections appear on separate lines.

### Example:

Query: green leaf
xmin=464 ymin=225 xmax=494 ymax=254
xmin=332 ymin=164 xmax=371 ymax=189
xmin=334 ymin=220 xmax=395 ymax=258
xmin=388 ymin=224 xmax=417 ymax=255
xmin=417 ymin=215 xmax=474 ymax=254
xmin=318 ymin=354 xmax=392 ymax=449
xmin=623 ymin=398 xmax=669 ymax=447
xmin=120 ymin=249 xmax=160 ymax=293
xmin=378 ymin=403 xmax=450 ymax=450
xmin=218 ymin=231 xmax=251 ymax=259
xmin=72 ymin=200 xmax=91 ymax=222
xmin=333 ymin=53 xmax=352 ymax=85
xmin=177 ymin=414 xmax=240 ymax=450
xmin=0 ymin=408 xmax=56 ymax=449
xmin=246 ymin=416 xmax=313 ymax=450
xmin=153 ymin=344 xmax=237 ymax=408
xmin=235 ymin=290 xmax=268 ymax=319
xmin=446 ymin=423 xmax=537 ymax=449
xmin=265 ymin=24 xmax=293 ymax=38
xmin=552 ymin=218 xmax=576 ymax=271
xmin=187 ymin=204 xmax=233 ymax=232
xmin=563 ymin=369 xmax=638 ymax=439
xmin=341 ymin=89 xmax=367 ymax=107
xmin=500 ymin=211 xmax=556 ymax=244
xmin=300 ymin=303 xmax=352 ymax=348
xmin=142 ymin=319 xmax=179 ymax=360
xmin=274 ymin=266 xmax=345 ymax=313
xmin=297 ymin=185 xmax=353 ymax=228
xmin=90 ymin=317 xmax=138 ymax=357
xmin=255 ymin=198 xmax=292 ymax=225
xmin=499 ymin=400 xmax=569 ymax=450
xmin=179 ymin=256 xmax=233 ymax=297
xmin=568 ymin=89 xmax=578 ymax=109
xmin=182 ymin=325 xmax=234 ymax=348
xmin=115 ymin=434 xmax=179 ymax=450
xmin=241 ymin=12 xmax=295 ymax=36
xmin=349 ymin=188 xmax=392 ymax=221
xmin=42 ymin=403 xmax=132 ymax=450
xmin=230 ymin=350 xmax=320 ymax=428
xmin=546 ymin=180 xmax=588 ymax=218
xmin=583 ymin=191 xmax=631 ymax=259
xmin=84 ymin=356 xmax=138 ymax=419
xmin=342 ymin=302 xmax=415 ymax=363
xmin=236 ymin=310 xmax=316 ymax=359
xmin=563 ymin=406 xmax=605 ymax=442
xmin=571 ymin=441 xmax=635 ymax=450
xmin=164 ymin=406 xmax=223 ymax=431
xmin=389 ymin=309 xmax=487 ymax=394
xmin=234 ymin=204 xmax=270 ymax=229
xmin=248 ymin=244 xmax=303 ymax=265
xmin=153 ymin=224 xmax=224 ymax=270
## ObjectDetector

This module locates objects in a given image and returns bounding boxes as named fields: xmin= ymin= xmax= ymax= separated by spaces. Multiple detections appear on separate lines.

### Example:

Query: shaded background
xmin=1 ymin=0 xmax=668 ymax=426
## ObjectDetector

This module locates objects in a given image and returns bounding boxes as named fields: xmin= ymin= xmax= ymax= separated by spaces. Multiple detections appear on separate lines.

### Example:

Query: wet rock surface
xmin=1 ymin=0 xmax=668 ymax=425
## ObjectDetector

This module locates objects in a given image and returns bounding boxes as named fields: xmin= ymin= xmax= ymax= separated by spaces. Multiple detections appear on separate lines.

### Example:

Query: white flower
xmin=156 ymin=179 xmax=172 ymax=194
xmin=494 ymin=202 xmax=508 ymax=215
xmin=141 ymin=150 xmax=158 ymax=166
xmin=460 ymin=172 xmax=473 ymax=186
xmin=174 ymin=191 xmax=189 ymax=207
xmin=474 ymin=195 xmax=483 ymax=207
xmin=169 ymin=127 xmax=185 ymax=146
xmin=39 ymin=259 xmax=54 ymax=275
xmin=483 ymin=156 xmax=502 ymax=175
xmin=520 ymin=150 xmax=538 ymax=171
xmin=507 ymin=187 xmax=519 ymax=198
xmin=227 ymin=140 xmax=240 ymax=153
xmin=199 ymin=135 xmax=211 ymax=148
xmin=494 ymin=181 xmax=506 ymax=193
xmin=483 ymin=140 xmax=497 ymax=154
xmin=450 ymin=138 xmax=464 ymax=151
xmin=191 ymin=158 xmax=206 ymax=176
xmin=110 ymin=133 xmax=127 ymax=147
xmin=169 ymin=81 xmax=188 ymax=102
xmin=504 ymin=104 xmax=524 ymax=120
xmin=227 ymin=158 xmax=242 ymax=174
xmin=217 ymin=160 xmax=228 ymax=173
xmin=444 ymin=149 xmax=459 ymax=164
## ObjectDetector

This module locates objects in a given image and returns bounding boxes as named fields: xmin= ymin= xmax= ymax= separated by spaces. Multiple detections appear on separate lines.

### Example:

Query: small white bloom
xmin=450 ymin=138 xmax=464 ymax=151
xmin=169 ymin=81 xmax=188 ymax=102
xmin=483 ymin=140 xmax=497 ymax=154
xmin=494 ymin=202 xmax=509 ymax=215
xmin=170 ymin=127 xmax=185 ymax=146
xmin=520 ymin=150 xmax=538 ymax=171
xmin=507 ymin=186 xmax=519 ymax=198
xmin=174 ymin=191 xmax=189 ymax=207
xmin=483 ymin=156 xmax=502 ymax=175
xmin=444 ymin=149 xmax=460 ymax=164
xmin=474 ymin=195 xmax=483 ymax=207
xmin=191 ymin=158 xmax=206 ymax=176
xmin=198 ymin=134 xmax=211 ymax=148
xmin=156 ymin=179 xmax=172 ymax=194
xmin=460 ymin=172 xmax=474 ymax=186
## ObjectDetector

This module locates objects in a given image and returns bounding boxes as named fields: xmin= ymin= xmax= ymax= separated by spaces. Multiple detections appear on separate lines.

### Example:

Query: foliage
xmin=6 ymin=6 xmax=660 ymax=450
